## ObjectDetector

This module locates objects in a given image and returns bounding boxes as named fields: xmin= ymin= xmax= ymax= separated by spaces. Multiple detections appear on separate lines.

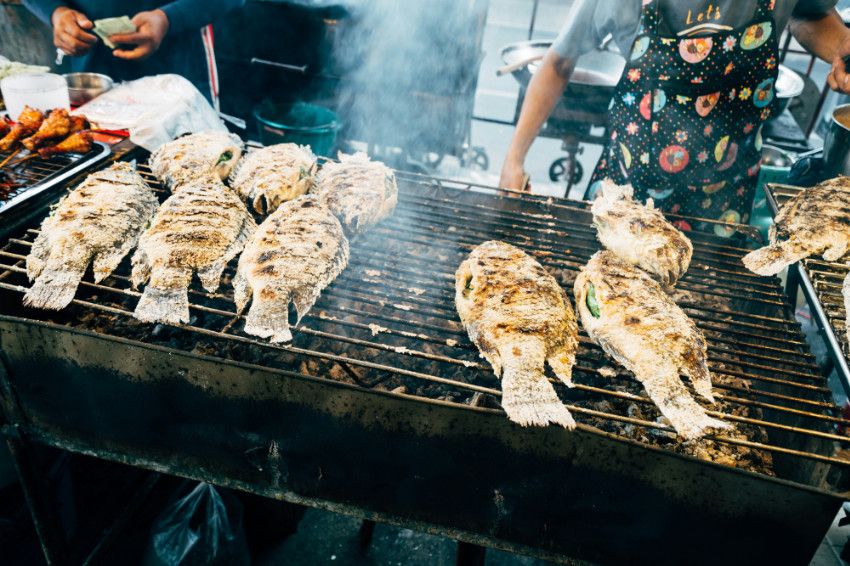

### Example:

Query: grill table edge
xmin=0 ymin=316 xmax=842 ymax=566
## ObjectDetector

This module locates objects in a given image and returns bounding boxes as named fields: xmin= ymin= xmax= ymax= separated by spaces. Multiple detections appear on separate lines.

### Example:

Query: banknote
xmin=93 ymin=16 xmax=136 ymax=50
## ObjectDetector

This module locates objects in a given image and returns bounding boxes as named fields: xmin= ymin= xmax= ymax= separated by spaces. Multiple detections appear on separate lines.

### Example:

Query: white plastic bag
xmin=76 ymin=74 xmax=227 ymax=151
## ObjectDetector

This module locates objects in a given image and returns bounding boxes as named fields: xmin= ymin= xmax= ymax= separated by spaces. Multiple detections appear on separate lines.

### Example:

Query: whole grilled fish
xmin=456 ymin=241 xmax=578 ymax=429
xmin=234 ymin=195 xmax=349 ymax=342
xmin=131 ymin=176 xmax=256 ymax=325
xmin=743 ymin=177 xmax=850 ymax=276
xmin=312 ymin=152 xmax=397 ymax=235
xmin=229 ymin=143 xmax=317 ymax=214
xmin=574 ymin=251 xmax=730 ymax=439
xmin=149 ymin=131 xmax=243 ymax=190
xmin=592 ymin=180 xmax=693 ymax=287
xmin=24 ymin=162 xmax=158 ymax=310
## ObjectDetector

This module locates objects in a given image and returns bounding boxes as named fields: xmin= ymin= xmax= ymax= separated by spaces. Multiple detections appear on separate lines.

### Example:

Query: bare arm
xmin=499 ymin=50 xmax=576 ymax=191
xmin=790 ymin=8 xmax=850 ymax=93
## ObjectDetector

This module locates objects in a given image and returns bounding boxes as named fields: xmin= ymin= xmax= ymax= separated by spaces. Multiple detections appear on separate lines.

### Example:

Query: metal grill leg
xmin=456 ymin=541 xmax=486 ymax=566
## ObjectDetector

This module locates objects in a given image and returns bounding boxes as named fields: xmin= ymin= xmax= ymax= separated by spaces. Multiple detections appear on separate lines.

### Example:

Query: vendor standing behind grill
xmin=22 ymin=0 xmax=244 ymax=102
xmin=500 ymin=0 xmax=850 ymax=233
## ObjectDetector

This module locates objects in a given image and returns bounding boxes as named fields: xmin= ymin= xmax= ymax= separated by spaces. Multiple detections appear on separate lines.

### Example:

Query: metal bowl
xmin=775 ymin=64 xmax=804 ymax=114
xmin=63 ymin=72 xmax=113 ymax=106
xmin=499 ymin=40 xmax=624 ymax=88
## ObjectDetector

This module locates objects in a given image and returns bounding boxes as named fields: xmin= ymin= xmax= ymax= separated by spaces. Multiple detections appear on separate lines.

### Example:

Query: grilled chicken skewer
xmin=591 ymin=180 xmax=693 ymax=287
xmin=743 ymin=177 xmax=850 ymax=276
xmin=24 ymin=163 xmax=158 ymax=310
xmin=149 ymin=131 xmax=244 ymax=190
xmin=131 ymin=176 xmax=256 ymax=325
xmin=456 ymin=241 xmax=578 ymax=428
xmin=234 ymin=195 xmax=349 ymax=342
xmin=21 ymin=108 xmax=71 ymax=150
xmin=575 ymin=251 xmax=730 ymax=439
xmin=312 ymin=152 xmax=397 ymax=236
xmin=0 ymin=106 xmax=44 ymax=151
xmin=229 ymin=143 xmax=317 ymax=214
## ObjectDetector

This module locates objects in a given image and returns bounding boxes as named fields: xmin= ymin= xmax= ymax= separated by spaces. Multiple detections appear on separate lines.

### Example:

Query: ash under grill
xmin=0 ymin=163 xmax=848 ymax=493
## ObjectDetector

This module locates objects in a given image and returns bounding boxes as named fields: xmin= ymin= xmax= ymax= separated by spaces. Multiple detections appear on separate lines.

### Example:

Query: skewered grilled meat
xmin=456 ymin=241 xmax=578 ymax=428
xmin=575 ymin=251 xmax=730 ymax=439
xmin=22 ymin=108 xmax=71 ymax=151
xmin=38 ymin=131 xmax=93 ymax=158
xmin=743 ymin=177 xmax=850 ymax=276
xmin=131 ymin=176 xmax=256 ymax=325
xmin=592 ymin=180 xmax=693 ymax=287
xmin=312 ymin=152 xmax=397 ymax=236
xmin=69 ymin=114 xmax=89 ymax=133
xmin=0 ymin=119 xmax=9 ymax=138
xmin=234 ymin=195 xmax=349 ymax=342
xmin=24 ymin=163 xmax=158 ymax=310
xmin=229 ymin=143 xmax=317 ymax=214
xmin=0 ymin=106 xmax=44 ymax=151
xmin=149 ymin=131 xmax=244 ymax=190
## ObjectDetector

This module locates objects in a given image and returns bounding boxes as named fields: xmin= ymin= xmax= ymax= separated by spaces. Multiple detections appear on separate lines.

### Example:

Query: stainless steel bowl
xmin=775 ymin=64 xmax=804 ymax=115
xmin=63 ymin=72 xmax=113 ymax=106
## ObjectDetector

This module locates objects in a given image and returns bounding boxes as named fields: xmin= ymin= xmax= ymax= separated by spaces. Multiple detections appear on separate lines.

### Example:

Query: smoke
xmin=334 ymin=0 xmax=485 ymax=161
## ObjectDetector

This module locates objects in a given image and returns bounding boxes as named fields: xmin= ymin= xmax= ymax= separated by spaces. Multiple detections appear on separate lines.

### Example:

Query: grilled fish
xmin=149 ymin=131 xmax=243 ymax=190
xmin=591 ymin=180 xmax=693 ymax=287
xmin=456 ymin=241 xmax=578 ymax=429
xmin=312 ymin=152 xmax=397 ymax=235
xmin=574 ymin=251 xmax=730 ymax=439
xmin=24 ymin=162 xmax=158 ymax=310
xmin=229 ymin=143 xmax=317 ymax=214
xmin=131 ymin=176 xmax=256 ymax=325
xmin=234 ymin=195 xmax=349 ymax=343
xmin=743 ymin=177 xmax=850 ymax=276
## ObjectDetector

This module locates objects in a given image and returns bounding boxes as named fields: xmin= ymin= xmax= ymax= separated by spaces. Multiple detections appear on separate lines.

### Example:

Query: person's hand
xmin=110 ymin=10 xmax=170 ymax=61
xmin=51 ymin=7 xmax=97 ymax=56
xmin=828 ymin=35 xmax=850 ymax=94
xmin=499 ymin=158 xmax=530 ymax=193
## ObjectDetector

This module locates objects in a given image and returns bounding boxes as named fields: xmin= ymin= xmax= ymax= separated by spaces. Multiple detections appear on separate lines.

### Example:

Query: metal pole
xmin=528 ymin=0 xmax=539 ymax=40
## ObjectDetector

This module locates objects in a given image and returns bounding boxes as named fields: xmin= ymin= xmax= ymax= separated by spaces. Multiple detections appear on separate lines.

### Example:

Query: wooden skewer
xmin=0 ymin=148 xmax=22 ymax=169
xmin=7 ymin=153 xmax=39 ymax=167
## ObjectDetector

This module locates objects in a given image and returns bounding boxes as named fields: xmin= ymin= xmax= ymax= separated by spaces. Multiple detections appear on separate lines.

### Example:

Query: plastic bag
xmin=76 ymin=74 xmax=227 ymax=151
xmin=144 ymin=482 xmax=250 ymax=566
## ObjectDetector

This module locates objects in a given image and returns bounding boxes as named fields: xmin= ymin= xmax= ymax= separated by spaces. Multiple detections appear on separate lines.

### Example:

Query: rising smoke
xmin=334 ymin=0 xmax=486 ymax=162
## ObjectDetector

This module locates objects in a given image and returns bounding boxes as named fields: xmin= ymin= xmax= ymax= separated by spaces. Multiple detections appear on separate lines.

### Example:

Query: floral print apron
xmin=587 ymin=0 xmax=779 ymax=236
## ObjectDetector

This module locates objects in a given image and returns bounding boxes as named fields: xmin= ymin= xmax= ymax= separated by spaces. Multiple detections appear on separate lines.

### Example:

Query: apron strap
xmin=637 ymin=0 xmax=661 ymax=35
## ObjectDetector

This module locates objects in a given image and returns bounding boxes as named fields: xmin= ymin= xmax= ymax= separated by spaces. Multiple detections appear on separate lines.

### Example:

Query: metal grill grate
xmin=0 ymin=163 xmax=848 ymax=491
xmin=0 ymin=142 xmax=111 ymax=213
xmin=765 ymin=183 xmax=850 ymax=394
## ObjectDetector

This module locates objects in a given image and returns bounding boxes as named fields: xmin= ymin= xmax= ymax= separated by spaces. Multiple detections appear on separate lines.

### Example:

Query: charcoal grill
xmin=764 ymin=183 xmax=850 ymax=395
xmin=0 ymin=162 xmax=848 ymax=565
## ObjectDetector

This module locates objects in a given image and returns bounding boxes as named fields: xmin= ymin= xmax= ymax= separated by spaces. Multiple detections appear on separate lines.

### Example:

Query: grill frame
xmin=0 ymin=160 xmax=847 ymax=564
xmin=764 ymin=183 xmax=850 ymax=396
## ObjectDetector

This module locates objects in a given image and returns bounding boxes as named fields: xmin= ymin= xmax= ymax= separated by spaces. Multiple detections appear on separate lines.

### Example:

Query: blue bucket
xmin=253 ymin=100 xmax=339 ymax=157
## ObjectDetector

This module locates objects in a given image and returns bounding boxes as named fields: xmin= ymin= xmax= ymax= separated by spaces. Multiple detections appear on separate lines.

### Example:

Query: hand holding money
xmin=51 ymin=7 xmax=97 ymax=56
xmin=110 ymin=10 xmax=170 ymax=62
xmin=93 ymin=16 xmax=137 ymax=50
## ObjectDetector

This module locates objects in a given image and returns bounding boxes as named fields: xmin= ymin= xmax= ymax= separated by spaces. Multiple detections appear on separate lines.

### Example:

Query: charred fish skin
xmin=131 ymin=176 xmax=256 ymax=325
xmin=229 ymin=143 xmax=318 ymax=214
xmin=574 ymin=251 xmax=730 ymax=440
xmin=149 ymin=131 xmax=244 ymax=191
xmin=24 ymin=162 xmax=158 ymax=310
xmin=455 ymin=240 xmax=578 ymax=429
xmin=591 ymin=180 xmax=693 ymax=287
xmin=233 ymin=195 xmax=349 ymax=343
xmin=312 ymin=152 xmax=397 ymax=236
xmin=743 ymin=177 xmax=850 ymax=276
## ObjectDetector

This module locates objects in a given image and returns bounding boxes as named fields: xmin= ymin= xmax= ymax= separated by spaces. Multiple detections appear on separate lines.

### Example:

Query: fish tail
xmin=134 ymin=285 xmax=190 ymax=325
xmin=742 ymin=240 xmax=808 ymax=276
xmin=243 ymin=291 xmax=293 ymax=343
xmin=639 ymin=368 xmax=730 ymax=440
xmin=547 ymin=345 xmax=576 ymax=388
xmin=500 ymin=339 xmax=575 ymax=429
xmin=23 ymin=268 xmax=84 ymax=310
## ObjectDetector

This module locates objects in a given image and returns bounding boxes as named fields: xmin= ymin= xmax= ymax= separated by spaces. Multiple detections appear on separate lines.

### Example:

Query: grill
xmin=764 ymin=183 xmax=850 ymax=394
xmin=0 ymin=142 xmax=111 ymax=215
xmin=0 ymin=162 xmax=847 ymax=564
